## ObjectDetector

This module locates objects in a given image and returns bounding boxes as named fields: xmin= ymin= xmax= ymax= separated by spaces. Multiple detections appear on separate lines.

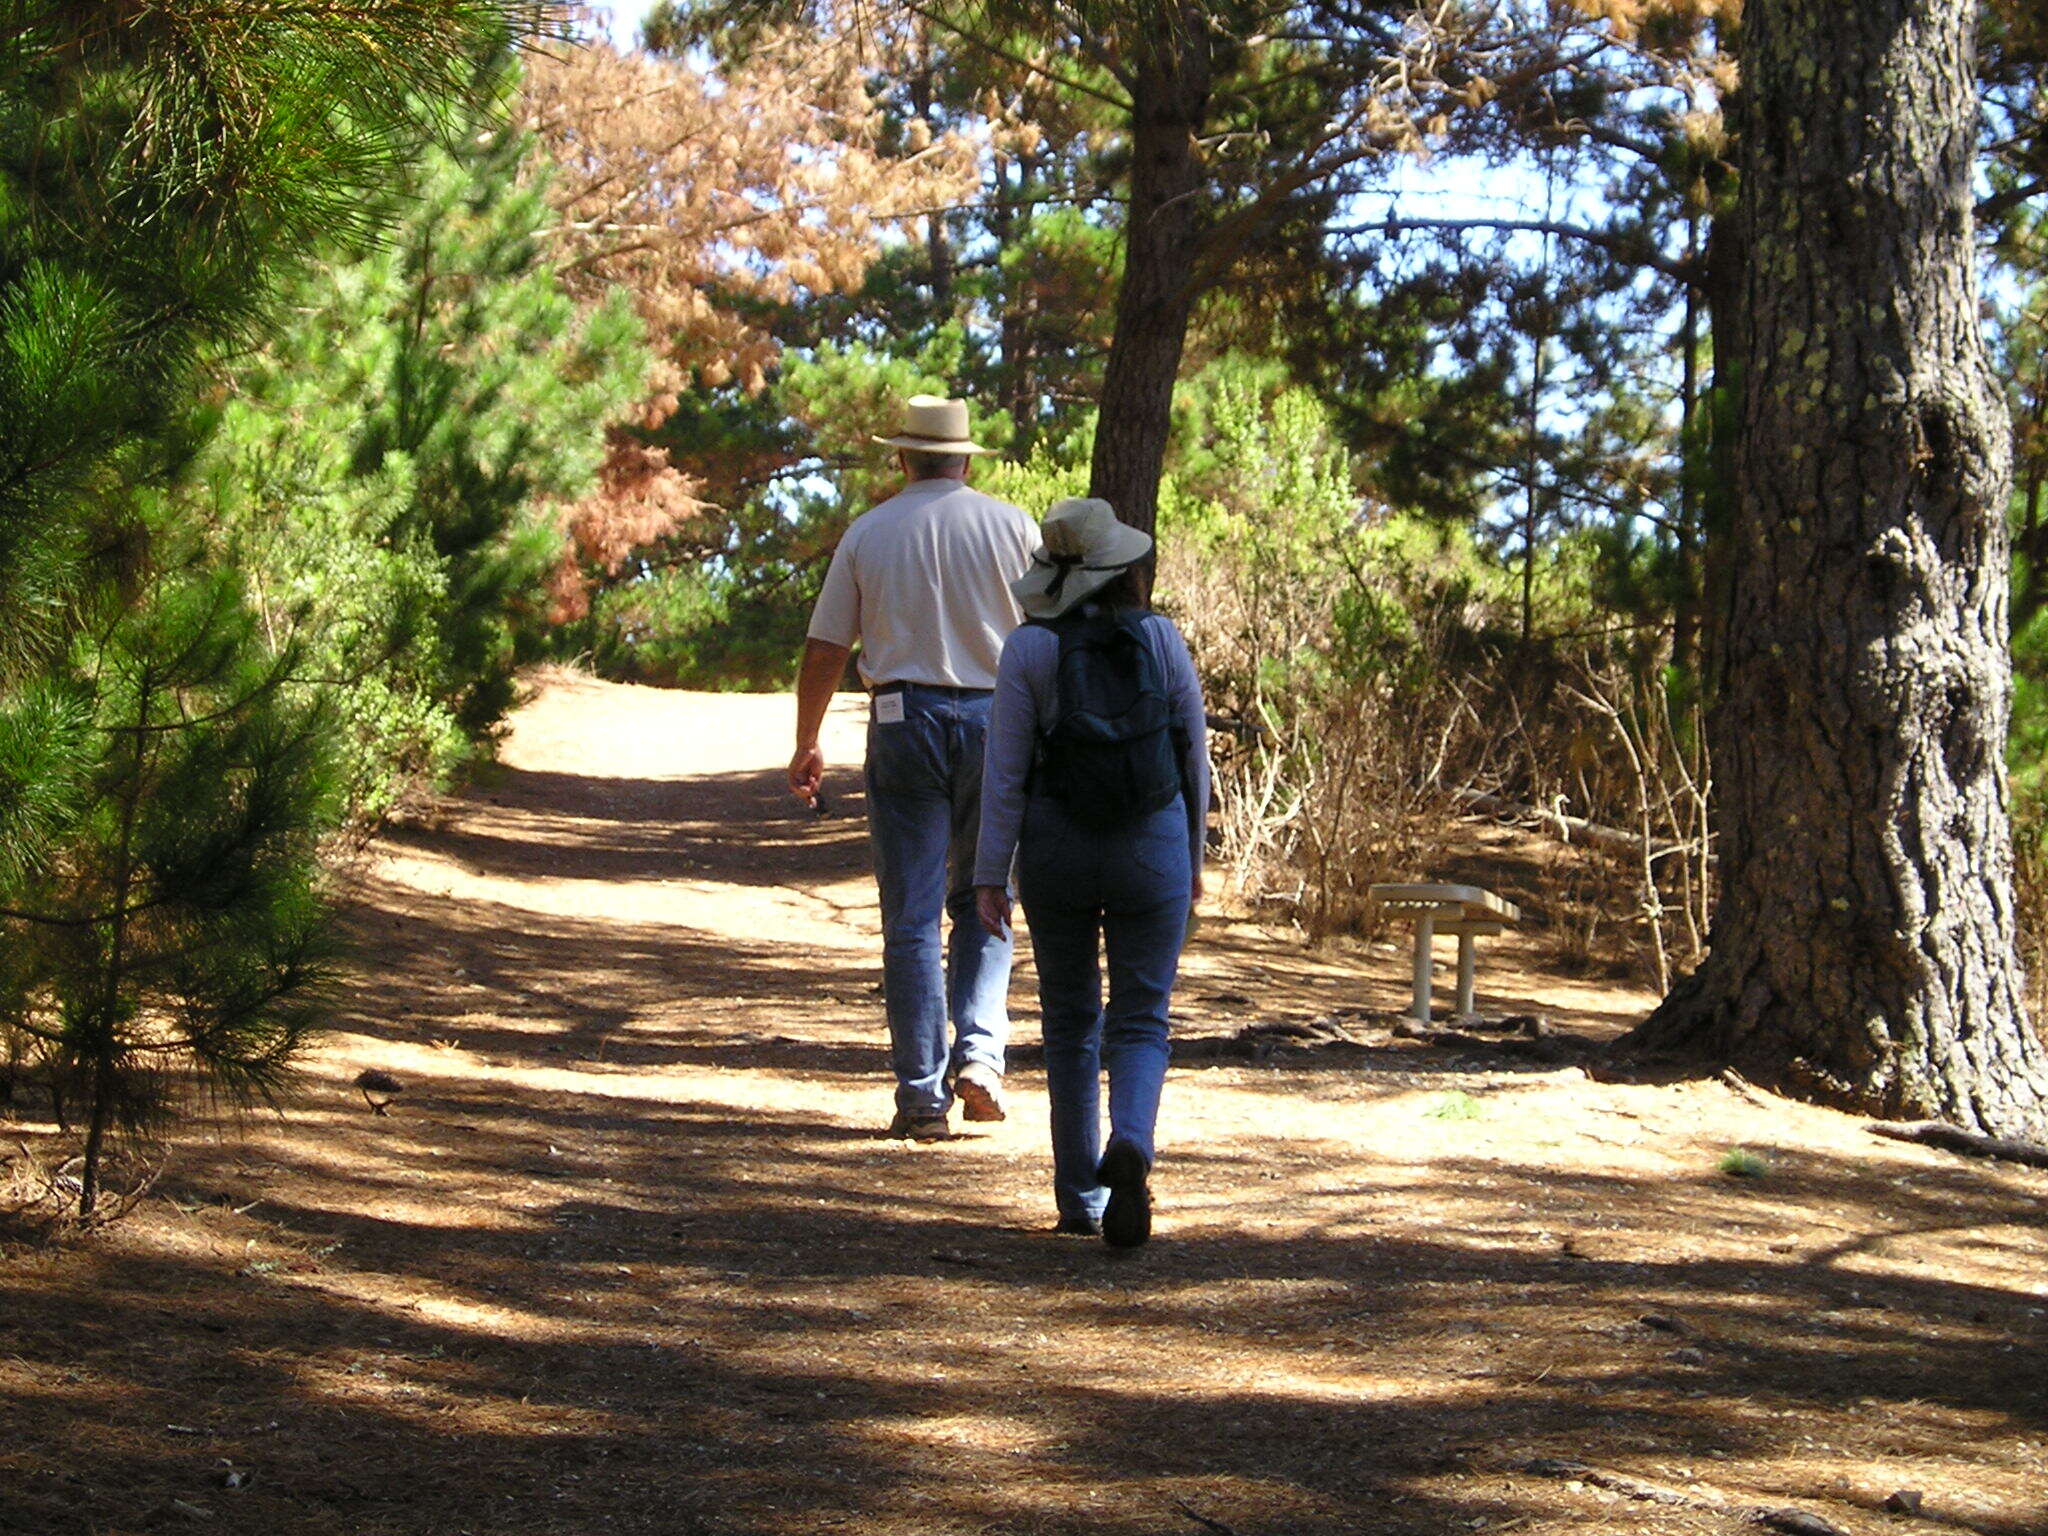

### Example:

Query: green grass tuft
xmin=1425 ymin=1090 xmax=1484 ymax=1122
xmin=1718 ymin=1147 xmax=1768 ymax=1179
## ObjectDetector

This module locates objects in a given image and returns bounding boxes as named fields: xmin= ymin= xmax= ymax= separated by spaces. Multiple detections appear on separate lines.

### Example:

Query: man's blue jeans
xmin=1017 ymin=792 xmax=1190 ymax=1223
xmin=864 ymin=684 xmax=1013 ymax=1117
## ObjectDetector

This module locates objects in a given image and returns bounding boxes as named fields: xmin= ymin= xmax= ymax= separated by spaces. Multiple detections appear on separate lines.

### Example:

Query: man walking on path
xmin=789 ymin=395 xmax=1039 ymax=1142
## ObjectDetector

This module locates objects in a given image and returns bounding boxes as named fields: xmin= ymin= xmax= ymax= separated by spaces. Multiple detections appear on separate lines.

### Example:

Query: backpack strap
xmin=1021 ymin=614 xmax=1068 ymax=791
xmin=1129 ymin=612 xmax=1194 ymax=807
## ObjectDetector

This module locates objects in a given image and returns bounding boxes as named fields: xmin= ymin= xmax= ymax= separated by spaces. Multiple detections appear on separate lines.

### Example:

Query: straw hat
xmin=1011 ymin=498 xmax=1153 ymax=619
xmin=873 ymin=393 xmax=995 ymax=455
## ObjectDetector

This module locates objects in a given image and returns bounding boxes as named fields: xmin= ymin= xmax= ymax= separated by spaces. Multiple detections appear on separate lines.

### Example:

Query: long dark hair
xmin=1096 ymin=564 xmax=1150 ymax=610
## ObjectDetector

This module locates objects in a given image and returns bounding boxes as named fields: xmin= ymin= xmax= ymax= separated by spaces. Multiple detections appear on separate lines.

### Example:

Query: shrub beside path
xmin=3 ymin=669 xmax=2045 ymax=1535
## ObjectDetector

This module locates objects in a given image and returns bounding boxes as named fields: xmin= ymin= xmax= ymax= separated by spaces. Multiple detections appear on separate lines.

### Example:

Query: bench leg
xmin=1410 ymin=915 xmax=1434 ymax=1025
xmin=1455 ymin=933 xmax=1477 ymax=1019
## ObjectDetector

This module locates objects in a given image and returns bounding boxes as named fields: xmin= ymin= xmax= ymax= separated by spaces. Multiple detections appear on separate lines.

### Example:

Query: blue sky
xmin=595 ymin=2 xmax=657 ymax=46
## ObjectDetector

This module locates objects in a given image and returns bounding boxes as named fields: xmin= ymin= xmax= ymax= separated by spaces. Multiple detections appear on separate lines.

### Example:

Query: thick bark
xmin=1673 ymin=216 xmax=1704 ymax=678
xmin=1086 ymin=6 xmax=1210 ymax=538
xmin=1623 ymin=0 xmax=2048 ymax=1138
xmin=1698 ymin=201 xmax=1745 ymax=694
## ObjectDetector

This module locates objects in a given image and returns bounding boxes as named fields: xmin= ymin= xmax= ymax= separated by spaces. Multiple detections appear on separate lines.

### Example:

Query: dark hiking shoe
xmin=1053 ymin=1214 xmax=1102 ymax=1237
xmin=952 ymin=1061 xmax=1008 ymax=1123
xmin=887 ymin=1109 xmax=951 ymax=1143
xmin=1097 ymin=1140 xmax=1152 ymax=1248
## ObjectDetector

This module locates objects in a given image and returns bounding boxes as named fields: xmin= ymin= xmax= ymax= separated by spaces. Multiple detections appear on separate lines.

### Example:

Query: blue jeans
xmin=865 ymin=684 xmax=1013 ymax=1117
xmin=1017 ymin=793 xmax=1191 ymax=1223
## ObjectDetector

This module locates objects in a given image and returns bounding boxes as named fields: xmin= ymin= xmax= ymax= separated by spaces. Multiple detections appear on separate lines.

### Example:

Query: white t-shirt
xmin=807 ymin=478 xmax=1039 ymax=690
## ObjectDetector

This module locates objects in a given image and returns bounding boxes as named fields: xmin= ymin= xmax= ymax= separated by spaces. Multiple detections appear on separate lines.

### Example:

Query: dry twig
xmin=1174 ymin=1502 xmax=1246 ymax=1536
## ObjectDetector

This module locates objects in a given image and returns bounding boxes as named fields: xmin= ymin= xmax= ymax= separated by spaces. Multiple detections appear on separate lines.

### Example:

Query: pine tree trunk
xmin=1624 ymin=0 xmax=2048 ymax=1137
xmin=1087 ymin=9 xmax=1210 ymax=539
xmin=909 ymin=33 xmax=953 ymax=309
xmin=1698 ymin=202 xmax=1744 ymax=691
xmin=1673 ymin=218 xmax=1703 ymax=680
xmin=993 ymin=153 xmax=1037 ymax=447
xmin=928 ymin=213 xmax=954 ymax=310
xmin=78 ymin=1058 xmax=111 ymax=1217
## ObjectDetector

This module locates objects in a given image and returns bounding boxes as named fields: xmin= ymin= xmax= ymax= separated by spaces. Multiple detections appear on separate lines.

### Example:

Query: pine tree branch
xmin=0 ymin=882 xmax=245 ymax=935
xmin=1327 ymin=214 xmax=1695 ymax=282
xmin=1565 ymin=119 xmax=1671 ymax=167
xmin=1058 ymin=0 xmax=1145 ymax=95
xmin=1980 ymin=176 xmax=2048 ymax=221
xmin=1176 ymin=19 xmax=1604 ymax=300
xmin=103 ymin=668 xmax=294 ymax=737
xmin=891 ymin=0 xmax=1133 ymax=111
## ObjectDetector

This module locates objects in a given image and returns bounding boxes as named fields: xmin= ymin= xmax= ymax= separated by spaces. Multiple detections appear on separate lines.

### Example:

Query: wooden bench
xmin=1367 ymin=883 xmax=1523 ymax=1025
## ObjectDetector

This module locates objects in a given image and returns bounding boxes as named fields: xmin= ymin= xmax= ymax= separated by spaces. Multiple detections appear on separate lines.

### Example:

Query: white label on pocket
xmin=872 ymin=692 xmax=905 ymax=724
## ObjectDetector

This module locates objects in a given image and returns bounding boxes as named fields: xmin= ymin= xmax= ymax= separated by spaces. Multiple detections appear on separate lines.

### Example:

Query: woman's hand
xmin=975 ymin=884 xmax=1012 ymax=939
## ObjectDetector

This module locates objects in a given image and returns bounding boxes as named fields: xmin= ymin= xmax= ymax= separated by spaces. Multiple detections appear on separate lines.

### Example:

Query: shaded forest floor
xmin=3 ymin=670 xmax=2045 ymax=1536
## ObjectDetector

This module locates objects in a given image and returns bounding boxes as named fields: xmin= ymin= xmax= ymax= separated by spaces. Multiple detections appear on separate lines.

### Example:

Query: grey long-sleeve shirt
xmin=973 ymin=610 xmax=1211 ymax=888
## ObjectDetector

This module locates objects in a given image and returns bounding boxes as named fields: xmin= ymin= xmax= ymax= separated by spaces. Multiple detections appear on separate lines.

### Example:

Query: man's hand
xmin=975 ymin=884 xmax=1012 ymax=939
xmin=788 ymin=743 xmax=824 ymax=805
xmin=791 ymin=637 xmax=851 ymax=811
xmin=1191 ymin=869 xmax=1205 ymax=907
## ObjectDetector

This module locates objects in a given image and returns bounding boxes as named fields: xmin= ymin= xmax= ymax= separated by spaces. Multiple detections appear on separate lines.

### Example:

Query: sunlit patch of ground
xmin=3 ymin=668 xmax=2044 ymax=1536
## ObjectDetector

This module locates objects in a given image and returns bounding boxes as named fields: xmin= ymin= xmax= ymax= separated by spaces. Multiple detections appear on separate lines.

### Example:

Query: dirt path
xmin=4 ymin=671 xmax=2046 ymax=1536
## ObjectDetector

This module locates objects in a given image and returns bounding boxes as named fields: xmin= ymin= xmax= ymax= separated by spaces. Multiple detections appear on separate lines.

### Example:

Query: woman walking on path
xmin=973 ymin=499 xmax=1209 ymax=1248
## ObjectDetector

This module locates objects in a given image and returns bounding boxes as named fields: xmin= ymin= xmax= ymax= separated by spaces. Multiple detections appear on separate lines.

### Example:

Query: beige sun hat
xmin=873 ymin=393 xmax=995 ymax=455
xmin=1011 ymin=497 xmax=1154 ymax=619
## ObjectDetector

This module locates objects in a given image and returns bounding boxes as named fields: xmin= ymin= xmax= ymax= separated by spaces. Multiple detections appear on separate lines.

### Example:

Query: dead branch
xmin=1521 ymin=1459 xmax=1847 ymax=1535
xmin=1395 ymin=1025 xmax=1596 ymax=1065
xmin=1868 ymin=1121 xmax=2048 ymax=1170
xmin=1523 ymin=1457 xmax=1691 ymax=1506
xmin=1717 ymin=1069 xmax=1779 ymax=1109
xmin=1454 ymin=787 xmax=1697 ymax=863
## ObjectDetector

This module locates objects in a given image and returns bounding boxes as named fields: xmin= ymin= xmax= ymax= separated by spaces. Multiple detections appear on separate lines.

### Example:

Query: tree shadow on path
xmin=4 ymin=681 xmax=2046 ymax=1536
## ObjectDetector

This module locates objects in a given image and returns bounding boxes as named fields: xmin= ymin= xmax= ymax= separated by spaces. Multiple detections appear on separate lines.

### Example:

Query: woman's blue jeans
xmin=1017 ymin=793 xmax=1190 ymax=1223
xmin=865 ymin=684 xmax=1013 ymax=1118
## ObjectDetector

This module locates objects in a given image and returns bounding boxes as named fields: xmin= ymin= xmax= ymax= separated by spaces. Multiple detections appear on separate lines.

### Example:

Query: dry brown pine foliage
xmin=519 ymin=23 xmax=980 ymax=618
xmin=520 ymin=26 xmax=978 ymax=406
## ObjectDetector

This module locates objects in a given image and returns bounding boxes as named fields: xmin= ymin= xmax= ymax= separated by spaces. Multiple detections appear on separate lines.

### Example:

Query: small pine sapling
xmin=0 ymin=562 xmax=341 ymax=1216
xmin=0 ymin=2 xmax=548 ymax=1214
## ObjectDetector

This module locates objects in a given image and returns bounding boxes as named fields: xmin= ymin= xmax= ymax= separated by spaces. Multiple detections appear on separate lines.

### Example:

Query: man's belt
xmin=869 ymin=680 xmax=994 ymax=697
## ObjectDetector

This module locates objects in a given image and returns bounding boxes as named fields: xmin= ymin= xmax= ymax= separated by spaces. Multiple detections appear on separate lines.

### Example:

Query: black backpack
xmin=1032 ymin=609 xmax=1184 ymax=829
